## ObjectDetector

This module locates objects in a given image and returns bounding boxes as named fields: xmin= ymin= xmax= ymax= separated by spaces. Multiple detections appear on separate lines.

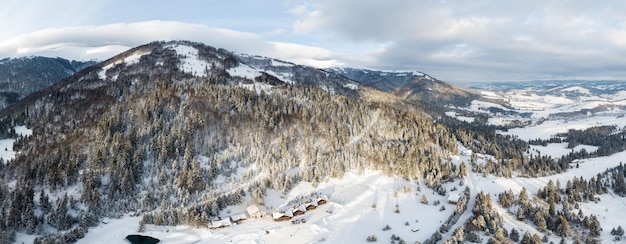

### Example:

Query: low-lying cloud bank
xmin=0 ymin=20 xmax=344 ymax=68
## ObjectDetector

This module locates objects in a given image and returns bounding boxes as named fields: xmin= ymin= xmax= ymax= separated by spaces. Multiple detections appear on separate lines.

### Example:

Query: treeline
xmin=529 ymin=125 xmax=626 ymax=167
xmin=446 ymin=118 xmax=626 ymax=178
xmin=443 ymin=117 xmax=572 ymax=177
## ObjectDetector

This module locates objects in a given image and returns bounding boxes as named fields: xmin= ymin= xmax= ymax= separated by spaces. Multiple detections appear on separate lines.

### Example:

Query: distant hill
xmin=0 ymin=56 xmax=96 ymax=108
xmin=328 ymin=67 xmax=479 ymax=108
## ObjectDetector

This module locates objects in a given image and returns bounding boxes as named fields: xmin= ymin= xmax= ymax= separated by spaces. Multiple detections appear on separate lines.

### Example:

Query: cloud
xmin=0 ymin=21 xmax=345 ymax=70
xmin=267 ymin=42 xmax=344 ymax=67
xmin=292 ymin=0 xmax=626 ymax=82
xmin=0 ymin=21 xmax=260 ymax=60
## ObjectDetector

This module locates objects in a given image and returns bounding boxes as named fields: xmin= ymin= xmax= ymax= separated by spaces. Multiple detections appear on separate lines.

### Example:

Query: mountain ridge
xmin=328 ymin=67 xmax=479 ymax=108
xmin=0 ymin=56 xmax=96 ymax=109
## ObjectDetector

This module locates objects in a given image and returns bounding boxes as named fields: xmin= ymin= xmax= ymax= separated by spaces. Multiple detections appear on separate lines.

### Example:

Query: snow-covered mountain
xmin=0 ymin=57 xmax=96 ymax=109
xmin=0 ymin=41 xmax=624 ymax=244
xmin=0 ymin=40 xmax=464 ymax=243
xmin=328 ymin=67 xmax=479 ymax=108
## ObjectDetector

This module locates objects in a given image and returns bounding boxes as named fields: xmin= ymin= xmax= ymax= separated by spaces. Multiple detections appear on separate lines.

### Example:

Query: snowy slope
xmin=77 ymin=171 xmax=462 ymax=244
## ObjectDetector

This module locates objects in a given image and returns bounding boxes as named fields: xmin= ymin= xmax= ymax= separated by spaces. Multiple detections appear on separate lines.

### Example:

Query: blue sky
xmin=2 ymin=0 xmax=626 ymax=83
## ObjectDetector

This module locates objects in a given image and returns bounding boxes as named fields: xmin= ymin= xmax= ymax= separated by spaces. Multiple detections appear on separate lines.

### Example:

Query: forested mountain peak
xmin=0 ymin=40 xmax=464 ymax=242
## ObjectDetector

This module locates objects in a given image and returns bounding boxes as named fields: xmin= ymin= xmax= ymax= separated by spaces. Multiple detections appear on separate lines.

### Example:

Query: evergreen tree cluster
xmin=443 ymin=117 xmax=572 ymax=177
xmin=464 ymin=192 xmax=508 ymax=243
xmin=497 ymin=177 xmax=608 ymax=242
xmin=530 ymin=125 xmax=626 ymax=169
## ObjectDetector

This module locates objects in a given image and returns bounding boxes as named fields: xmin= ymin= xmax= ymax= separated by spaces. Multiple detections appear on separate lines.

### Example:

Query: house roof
xmin=231 ymin=213 xmax=247 ymax=221
xmin=293 ymin=204 xmax=307 ymax=212
xmin=272 ymin=209 xmax=293 ymax=219
xmin=317 ymin=195 xmax=329 ymax=202
xmin=246 ymin=205 xmax=266 ymax=215
xmin=305 ymin=200 xmax=318 ymax=207
xmin=209 ymin=218 xmax=232 ymax=228
xmin=447 ymin=193 xmax=461 ymax=202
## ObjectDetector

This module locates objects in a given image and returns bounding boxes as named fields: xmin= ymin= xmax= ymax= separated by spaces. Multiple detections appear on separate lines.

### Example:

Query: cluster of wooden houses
xmin=207 ymin=194 xmax=329 ymax=228
xmin=271 ymin=195 xmax=328 ymax=222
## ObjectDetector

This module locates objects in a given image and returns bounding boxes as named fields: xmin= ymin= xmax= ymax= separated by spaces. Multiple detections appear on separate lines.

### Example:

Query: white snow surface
xmin=263 ymin=70 xmax=295 ymax=84
xmin=343 ymin=83 xmax=358 ymax=90
xmin=71 ymin=138 xmax=626 ymax=244
xmin=444 ymin=111 xmax=475 ymax=123
xmin=469 ymin=100 xmax=511 ymax=112
xmin=76 ymin=171 xmax=462 ymax=244
xmin=15 ymin=125 xmax=33 ymax=136
xmin=501 ymin=116 xmax=626 ymax=140
xmin=529 ymin=143 xmax=598 ymax=159
xmin=171 ymin=44 xmax=212 ymax=76
xmin=0 ymin=125 xmax=32 ymax=162
xmin=0 ymin=139 xmax=15 ymax=162
xmin=455 ymin=85 xmax=626 ymax=136
xmin=561 ymin=86 xmax=591 ymax=94
xmin=98 ymin=51 xmax=149 ymax=80
xmin=228 ymin=64 xmax=262 ymax=80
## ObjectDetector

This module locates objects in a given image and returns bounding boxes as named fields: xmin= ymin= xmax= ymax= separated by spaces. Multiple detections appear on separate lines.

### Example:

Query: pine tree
xmin=588 ymin=215 xmax=601 ymax=236
xmin=612 ymin=225 xmax=624 ymax=236
xmin=510 ymin=228 xmax=520 ymax=242
xmin=6 ymin=206 xmax=20 ymax=230
xmin=535 ymin=211 xmax=547 ymax=232
xmin=516 ymin=207 xmax=525 ymax=220
xmin=24 ymin=203 xmax=37 ymax=234
xmin=519 ymin=187 xmax=528 ymax=204
xmin=520 ymin=231 xmax=533 ymax=244
xmin=556 ymin=216 xmax=570 ymax=237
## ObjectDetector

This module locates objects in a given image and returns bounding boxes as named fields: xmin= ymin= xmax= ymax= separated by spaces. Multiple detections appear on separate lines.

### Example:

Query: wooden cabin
xmin=272 ymin=209 xmax=293 ymax=222
xmin=317 ymin=195 xmax=329 ymax=205
xmin=292 ymin=204 xmax=307 ymax=216
xmin=305 ymin=200 xmax=318 ymax=210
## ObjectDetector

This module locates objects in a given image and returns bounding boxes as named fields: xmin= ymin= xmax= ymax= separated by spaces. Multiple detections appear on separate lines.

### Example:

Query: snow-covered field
xmin=0 ymin=125 xmax=31 ymax=162
xmin=75 ymin=141 xmax=625 ymax=243
xmin=500 ymin=115 xmax=626 ymax=141
xmin=529 ymin=143 xmax=598 ymax=158
xmin=77 ymin=171 xmax=463 ymax=243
